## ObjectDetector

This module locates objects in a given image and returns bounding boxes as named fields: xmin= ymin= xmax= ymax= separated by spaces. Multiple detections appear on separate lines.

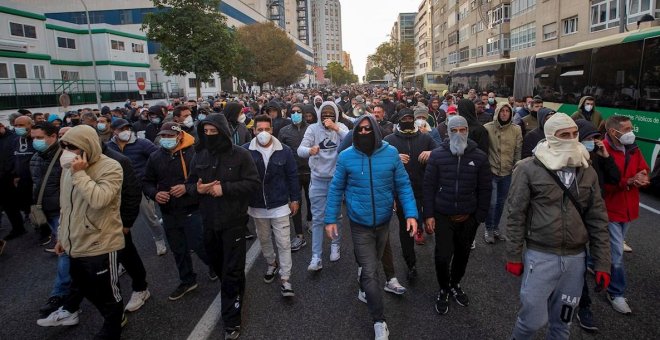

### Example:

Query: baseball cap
xmin=158 ymin=122 xmax=183 ymax=136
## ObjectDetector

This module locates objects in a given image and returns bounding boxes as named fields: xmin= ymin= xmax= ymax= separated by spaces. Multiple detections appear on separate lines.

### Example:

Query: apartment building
xmin=415 ymin=0 xmax=433 ymax=75
xmin=311 ymin=0 xmax=342 ymax=68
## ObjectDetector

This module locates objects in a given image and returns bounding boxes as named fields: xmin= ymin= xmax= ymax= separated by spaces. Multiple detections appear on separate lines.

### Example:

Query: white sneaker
xmin=383 ymin=278 xmax=406 ymax=295
xmin=623 ymin=241 xmax=632 ymax=253
xmin=374 ymin=321 xmax=389 ymax=340
xmin=330 ymin=244 xmax=340 ymax=262
xmin=307 ymin=256 xmax=323 ymax=271
xmin=609 ymin=294 xmax=632 ymax=314
xmin=358 ymin=289 xmax=367 ymax=304
xmin=118 ymin=263 xmax=126 ymax=277
xmin=155 ymin=239 xmax=167 ymax=256
xmin=125 ymin=289 xmax=151 ymax=312
xmin=37 ymin=307 xmax=79 ymax=327
xmin=471 ymin=240 xmax=476 ymax=250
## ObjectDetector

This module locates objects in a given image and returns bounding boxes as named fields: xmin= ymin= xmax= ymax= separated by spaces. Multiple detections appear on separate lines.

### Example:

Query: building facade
xmin=341 ymin=51 xmax=353 ymax=73
xmin=391 ymin=12 xmax=417 ymax=43
xmin=415 ymin=0 xmax=433 ymax=75
xmin=311 ymin=0 xmax=342 ymax=68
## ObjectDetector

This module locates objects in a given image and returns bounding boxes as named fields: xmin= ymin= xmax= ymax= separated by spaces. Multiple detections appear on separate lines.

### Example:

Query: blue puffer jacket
xmin=325 ymin=115 xmax=418 ymax=227
xmin=423 ymin=139 xmax=492 ymax=222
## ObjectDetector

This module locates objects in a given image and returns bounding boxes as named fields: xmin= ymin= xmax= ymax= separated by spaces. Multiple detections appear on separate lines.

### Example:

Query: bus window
xmin=590 ymin=41 xmax=643 ymax=109
xmin=535 ymin=56 xmax=559 ymax=102
xmin=640 ymin=37 xmax=660 ymax=112
xmin=556 ymin=50 xmax=591 ymax=104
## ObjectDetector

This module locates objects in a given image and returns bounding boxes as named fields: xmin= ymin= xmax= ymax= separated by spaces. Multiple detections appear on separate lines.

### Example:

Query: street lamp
xmin=81 ymin=0 xmax=102 ymax=109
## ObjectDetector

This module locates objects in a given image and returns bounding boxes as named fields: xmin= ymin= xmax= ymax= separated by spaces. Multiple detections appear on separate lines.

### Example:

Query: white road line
xmin=640 ymin=203 xmax=660 ymax=215
xmin=187 ymin=241 xmax=261 ymax=340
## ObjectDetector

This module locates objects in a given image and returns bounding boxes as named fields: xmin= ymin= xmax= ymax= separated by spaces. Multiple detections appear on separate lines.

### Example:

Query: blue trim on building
xmin=220 ymin=2 xmax=257 ymax=25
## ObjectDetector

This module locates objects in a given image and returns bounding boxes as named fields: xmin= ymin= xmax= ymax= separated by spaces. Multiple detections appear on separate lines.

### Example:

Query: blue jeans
xmin=309 ymin=177 xmax=341 ymax=258
xmin=47 ymin=216 xmax=60 ymax=238
xmin=162 ymin=210 xmax=209 ymax=285
xmin=486 ymin=175 xmax=511 ymax=231
xmin=51 ymin=253 xmax=71 ymax=298
xmin=607 ymin=221 xmax=629 ymax=297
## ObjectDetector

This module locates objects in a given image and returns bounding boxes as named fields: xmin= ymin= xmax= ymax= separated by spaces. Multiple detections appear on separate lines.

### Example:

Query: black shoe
xmin=208 ymin=269 xmax=218 ymax=281
xmin=168 ymin=282 xmax=198 ymax=301
xmin=450 ymin=284 xmax=469 ymax=307
xmin=577 ymin=307 xmax=598 ymax=332
xmin=39 ymin=296 xmax=64 ymax=317
xmin=39 ymin=234 xmax=51 ymax=246
xmin=245 ymin=233 xmax=255 ymax=240
xmin=435 ymin=290 xmax=450 ymax=315
xmin=225 ymin=326 xmax=241 ymax=340
xmin=5 ymin=228 xmax=27 ymax=240
xmin=407 ymin=266 xmax=418 ymax=281
xmin=264 ymin=262 xmax=279 ymax=283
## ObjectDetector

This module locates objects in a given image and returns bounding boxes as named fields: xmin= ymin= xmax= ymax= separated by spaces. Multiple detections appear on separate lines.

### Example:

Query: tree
xmin=366 ymin=66 xmax=386 ymax=81
xmin=142 ymin=0 xmax=239 ymax=98
xmin=368 ymin=41 xmax=416 ymax=87
xmin=236 ymin=22 xmax=307 ymax=87
xmin=324 ymin=61 xmax=358 ymax=85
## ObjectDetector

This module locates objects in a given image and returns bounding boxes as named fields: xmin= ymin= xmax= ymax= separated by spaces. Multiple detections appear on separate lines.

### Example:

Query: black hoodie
xmin=223 ymin=103 xmax=252 ymax=145
xmin=187 ymin=113 xmax=260 ymax=227
xmin=457 ymin=99 xmax=489 ymax=154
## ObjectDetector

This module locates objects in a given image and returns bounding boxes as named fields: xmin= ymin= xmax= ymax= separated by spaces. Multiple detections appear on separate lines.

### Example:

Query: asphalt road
xmin=1 ymin=194 xmax=659 ymax=340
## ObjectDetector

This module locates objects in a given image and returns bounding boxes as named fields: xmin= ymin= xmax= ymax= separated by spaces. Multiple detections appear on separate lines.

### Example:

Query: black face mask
xmin=355 ymin=132 xmax=375 ymax=156
xmin=315 ymin=102 xmax=322 ymax=108
xmin=530 ymin=110 xmax=538 ymax=119
xmin=206 ymin=134 xmax=232 ymax=154
xmin=399 ymin=121 xmax=415 ymax=132
xmin=70 ymin=118 xmax=80 ymax=126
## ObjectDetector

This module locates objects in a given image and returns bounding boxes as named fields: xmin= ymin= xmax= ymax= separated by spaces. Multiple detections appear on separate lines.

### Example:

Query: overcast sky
xmin=341 ymin=0 xmax=420 ymax=81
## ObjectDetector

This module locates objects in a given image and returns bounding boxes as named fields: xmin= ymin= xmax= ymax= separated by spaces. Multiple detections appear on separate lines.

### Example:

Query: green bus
xmin=404 ymin=72 xmax=449 ymax=92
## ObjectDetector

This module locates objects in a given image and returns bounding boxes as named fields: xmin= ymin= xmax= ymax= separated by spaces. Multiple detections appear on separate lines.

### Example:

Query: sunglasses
xmin=60 ymin=142 xmax=79 ymax=151
xmin=358 ymin=126 xmax=373 ymax=132
xmin=291 ymin=110 xmax=302 ymax=113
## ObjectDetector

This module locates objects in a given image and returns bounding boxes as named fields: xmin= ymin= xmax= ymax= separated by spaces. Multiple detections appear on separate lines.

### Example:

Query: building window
xmin=132 ymin=43 xmax=144 ymax=53
xmin=459 ymin=24 xmax=470 ymax=42
xmin=119 ymin=9 xmax=133 ymax=24
xmin=448 ymin=31 xmax=458 ymax=46
xmin=9 ymin=22 xmax=37 ymax=39
xmin=477 ymin=46 xmax=484 ymax=57
xmin=114 ymin=71 xmax=128 ymax=81
xmin=448 ymin=51 xmax=458 ymax=65
xmin=489 ymin=4 xmax=511 ymax=27
xmin=205 ymin=79 xmax=216 ymax=88
xmin=61 ymin=71 xmax=79 ymax=81
xmin=135 ymin=71 xmax=147 ymax=80
xmin=33 ymin=65 xmax=46 ymax=79
xmin=486 ymin=35 xmax=510 ymax=55
xmin=511 ymin=22 xmax=536 ymax=51
xmin=0 ymin=63 xmax=8 ymax=78
xmin=627 ymin=0 xmax=654 ymax=24
xmin=111 ymin=40 xmax=125 ymax=51
xmin=447 ymin=11 xmax=456 ymax=27
xmin=57 ymin=37 xmax=76 ymax=49
xmin=459 ymin=47 xmax=470 ymax=62
xmin=543 ymin=22 xmax=557 ymax=40
xmin=188 ymin=78 xmax=198 ymax=88
xmin=590 ymin=0 xmax=620 ymax=31
xmin=562 ymin=16 xmax=579 ymax=35
xmin=14 ymin=64 xmax=27 ymax=78
xmin=512 ymin=0 xmax=537 ymax=16
xmin=477 ymin=21 xmax=485 ymax=32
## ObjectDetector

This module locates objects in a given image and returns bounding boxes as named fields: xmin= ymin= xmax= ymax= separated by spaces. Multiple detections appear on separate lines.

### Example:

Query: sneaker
xmin=435 ymin=290 xmax=450 ymax=315
xmin=121 ymin=313 xmax=128 ymax=327
xmin=155 ymin=239 xmax=167 ymax=256
xmin=5 ymin=228 xmax=26 ymax=240
xmin=414 ymin=230 xmax=425 ymax=245
xmin=168 ymin=282 xmax=198 ymax=301
xmin=37 ymin=307 xmax=80 ymax=327
xmin=208 ymin=269 xmax=219 ymax=281
xmin=118 ymin=263 xmax=126 ymax=277
xmin=374 ymin=321 xmax=389 ymax=340
xmin=623 ymin=241 xmax=632 ymax=253
xmin=357 ymin=289 xmax=367 ymax=303
xmin=330 ymin=244 xmax=340 ymax=262
xmin=291 ymin=236 xmax=306 ymax=252
xmin=44 ymin=238 xmax=57 ymax=253
xmin=264 ymin=262 xmax=279 ymax=283
xmin=280 ymin=281 xmax=295 ymax=297
xmin=493 ymin=229 xmax=505 ymax=241
xmin=450 ymin=284 xmax=469 ymax=307
xmin=245 ymin=232 xmax=256 ymax=240
xmin=39 ymin=234 xmax=52 ymax=246
xmin=407 ymin=266 xmax=418 ymax=282
xmin=39 ymin=296 xmax=64 ymax=317
xmin=225 ymin=327 xmax=241 ymax=340
xmin=577 ymin=307 xmax=598 ymax=332
xmin=471 ymin=240 xmax=476 ymax=250
xmin=608 ymin=294 xmax=632 ymax=314
xmin=307 ymin=256 xmax=323 ymax=271
xmin=384 ymin=278 xmax=406 ymax=295
xmin=484 ymin=230 xmax=495 ymax=244
xmin=125 ymin=289 xmax=151 ymax=312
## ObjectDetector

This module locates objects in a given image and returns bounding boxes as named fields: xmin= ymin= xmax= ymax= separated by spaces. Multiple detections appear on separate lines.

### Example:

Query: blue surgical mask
xmin=14 ymin=127 xmax=27 ymax=136
xmin=514 ymin=106 xmax=522 ymax=113
xmin=150 ymin=117 xmax=161 ymax=124
xmin=291 ymin=112 xmax=302 ymax=124
xmin=198 ymin=114 xmax=207 ymax=121
xmin=159 ymin=137 xmax=178 ymax=150
xmin=33 ymin=139 xmax=48 ymax=152
xmin=581 ymin=140 xmax=595 ymax=152
xmin=97 ymin=123 xmax=107 ymax=131
xmin=488 ymin=98 xmax=495 ymax=104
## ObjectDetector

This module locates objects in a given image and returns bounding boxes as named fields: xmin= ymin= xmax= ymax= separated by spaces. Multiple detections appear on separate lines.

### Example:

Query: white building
xmin=414 ymin=0 xmax=433 ymax=76
xmin=311 ymin=0 xmax=342 ymax=68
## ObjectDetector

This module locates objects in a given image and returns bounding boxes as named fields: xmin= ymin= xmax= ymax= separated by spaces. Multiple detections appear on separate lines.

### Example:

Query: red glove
xmin=506 ymin=262 xmax=523 ymax=277
xmin=595 ymin=271 xmax=610 ymax=292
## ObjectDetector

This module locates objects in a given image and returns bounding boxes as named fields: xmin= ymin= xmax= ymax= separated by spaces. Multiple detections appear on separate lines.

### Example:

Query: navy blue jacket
xmin=103 ymin=143 xmax=142 ymax=229
xmin=243 ymin=138 xmax=301 ymax=210
xmin=384 ymin=129 xmax=437 ymax=199
xmin=107 ymin=134 xmax=159 ymax=181
xmin=423 ymin=139 xmax=492 ymax=222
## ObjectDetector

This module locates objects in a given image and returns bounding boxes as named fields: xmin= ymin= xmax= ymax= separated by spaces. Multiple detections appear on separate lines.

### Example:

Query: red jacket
xmin=603 ymin=136 xmax=649 ymax=222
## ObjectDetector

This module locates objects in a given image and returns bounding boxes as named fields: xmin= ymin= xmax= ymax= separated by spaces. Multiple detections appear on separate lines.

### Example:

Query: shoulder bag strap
xmin=37 ymin=147 xmax=62 ymax=205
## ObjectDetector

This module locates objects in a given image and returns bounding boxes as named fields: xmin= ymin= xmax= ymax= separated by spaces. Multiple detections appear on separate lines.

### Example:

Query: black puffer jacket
xmin=423 ymin=139 xmax=492 ymax=222
xmin=384 ymin=129 xmax=437 ymax=199
xmin=29 ymin=144 xmax=62 ymax=217
xmin=522 ymin=108 xmax=554 ymax=159
xmin=102 ymin=143 xmax=141 ymax=228
xmin=458 ymin=99 xmax=489 ymax=154
xmin=186 ymin=113 xmax=260 ymax=228
xmin=278 ymin=121 xmax=311 ymax=175
xmin=0 ymin=130 xmax=18 ymax=181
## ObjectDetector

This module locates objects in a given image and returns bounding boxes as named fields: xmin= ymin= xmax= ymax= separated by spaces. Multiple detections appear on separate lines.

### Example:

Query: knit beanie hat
xmin=413 ymin=106 xmax=428 ymax=119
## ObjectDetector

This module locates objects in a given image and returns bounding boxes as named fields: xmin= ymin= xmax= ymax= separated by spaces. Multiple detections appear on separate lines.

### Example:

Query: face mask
xmin=617 ymin=131 xmax=635 ymax=145
xmin=581 ymin=140 xmax=595 ymax=152
xmin=488 ymin=98 xmax=495 ymax=104
xmin=315 ymin=102 xmax=322 ymax=108
xmin=70 ymin=118 xmax=80 ymax=126
xmin=66 ymin=118 xmax=72 ymax=124
xmin=291 ymin=113 xmax=303 ymax=124
xmin=514 ymin=106 xmax=522 ymax=113
xmin=414 ymin=119 xmax=428 ymax=130
xmin=33 ymin=139 xmax=48 ymax=152
xmin=527 ymin=104 xmax=533 ymax=111
xmin=206 ymin=134 xmax=231 ymax=154
xmin=198 ymin=113 xmax=207 ymax=121
xmin=59 ymin=149 xmax=77 ymax=169
xmin=150 ymin=117 xmax=161 ymax=124
xmin=118 ymin=130 xmax=132 ymax=142
xmin=584 ymin=104 xmax=593 ymax=112
xmin=354 ymin=131 xmax=375 ymax=155
xmin=238 ymin=114 xmax=246 ymax=124
xmin=399 ymin=121 xmax=415 ymax=132
xmin=407 ymin=99 xmax=412 ymax=103
xmin=159 ymin=137 xmax=178 ymax=150
xmin=366 ymin=101 xmax=371 ymax=106
xmin=449 ymin=131 xmax=468 ymax=156
xmin=303 ymin=100 xmax=309 ymax=105
xmin=183 ymin=116 xmax=194 ymax=128
xmin=256 ymin=131 xmax=272 ymax=146
xmin=97 ymin=123 xmax=107 ymax=131
xmin=14 ymin=127 xmax=27 ymax=136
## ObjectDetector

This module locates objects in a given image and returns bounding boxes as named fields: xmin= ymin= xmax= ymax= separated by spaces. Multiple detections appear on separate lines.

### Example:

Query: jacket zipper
xmin=262 ymin=159 xmax=268 ymax=208
xmin=368 ymin=156 xmax=376 ymax=226
xmin=454 ymin=156 xmax=461 ymax=208
xmin=67 ymin=185 xmax=74 ymax=256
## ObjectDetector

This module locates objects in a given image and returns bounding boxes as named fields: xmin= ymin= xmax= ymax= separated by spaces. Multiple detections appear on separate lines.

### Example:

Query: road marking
xmin=640 ymin=203 xmax=660 ymax=215
xmin=187 ymin=241 xmax=261 ymax=340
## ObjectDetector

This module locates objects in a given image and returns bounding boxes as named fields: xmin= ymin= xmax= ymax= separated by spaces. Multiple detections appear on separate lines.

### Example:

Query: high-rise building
xmin=341 ymin=51 xmax=353 ymax=73
xmin=391 ymin=13 xmax=416 ymax=43
xmin=311 ymin=0 xmax=342 ymax=68
xmin=284 ymin=0 xmax=311 ymax=45
xmin=414 ymin=0 xmax=432 ymax=75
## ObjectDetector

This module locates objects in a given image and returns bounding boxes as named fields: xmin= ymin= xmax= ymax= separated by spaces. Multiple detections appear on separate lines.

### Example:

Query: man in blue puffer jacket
xmin=325 ymin=115 xmax=418 ymax=340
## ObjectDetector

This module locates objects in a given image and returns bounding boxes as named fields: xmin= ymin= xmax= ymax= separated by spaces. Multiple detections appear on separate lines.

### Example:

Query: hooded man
xmin=223 ymin=102 xmax=252 ymax=146
xmin=8 ymin=115 xmax=35 ymax=239
xmin=430 ymin=106 xmax=459 ymax=146
xmin=186 ymin=113 xmax=260 ymax=340
xmin=572 ymin=96 xmax=603 ymax=130
xmin=313 ymin=95 xmax=324 ymax=115
xmin=297 ymin=101 xmax=349 ymax=270
xmin=521 ymin=107 xmax=556 ymax=159
xmin=325 ymin=115 xmax=418 ymax=340
xmin=457 ymin=99 xmax=489 ymax=154
xmin=503 ymin=113 xmax=611 ymax=340
xmin=144 ymin=105 xmax=166 ymax=142
xmin=423 ymin=115 xmax=492 ymax=316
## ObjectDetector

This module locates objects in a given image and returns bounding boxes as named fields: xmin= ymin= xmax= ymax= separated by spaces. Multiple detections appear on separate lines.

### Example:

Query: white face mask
xmin=238 ymin=114 xmax=246 ymax=124
xmin=256 ymin=131 xmax=272 ymax=146
xmin=183 ymin=115 xmax=194 ymax=128
xmin=118 ymin=130 xmax=132 ymax=142
xmin=617 ymin=131 xmax=636 ymax=145
xmin=59 ymin=149 xmax=78 ymax=169
xmin=584 ymin=104 xmax=593 ymax=112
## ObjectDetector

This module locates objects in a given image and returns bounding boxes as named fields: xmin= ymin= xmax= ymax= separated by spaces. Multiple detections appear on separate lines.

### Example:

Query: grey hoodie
xmin=297 ymin=101 xmax=349 ymax=180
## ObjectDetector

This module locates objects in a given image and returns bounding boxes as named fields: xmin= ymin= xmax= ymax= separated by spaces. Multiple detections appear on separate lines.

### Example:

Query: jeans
xmin=139 ymin=194 xmax=164 ymax=242
xmin=292 ymin=173 xmax=312 ymax=235
xmin=253 ymin=215 xmax=293 ymax=280
xmin=162 ymin=210 xmax=209 ymax=285
xmin=51 ymin=253 xmax=72 ymax=298
xmin=47 ymin=216 xmax=60 ymax=239
xmin=486 ymin=175 xmax=511 ymax=231
xmin=434 ymin=214 xmax=479 ymax=289
xmin=309 ymin=177 xmax=341 ymax=258
xmin=607 ymin=221 xmax=629 ymax=297
xmin=351 ymin=221 xmax=389 ymax=322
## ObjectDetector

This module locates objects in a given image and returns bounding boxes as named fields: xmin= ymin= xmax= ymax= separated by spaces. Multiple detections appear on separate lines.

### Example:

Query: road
xmin=1 ymin=194 xmax=659 ymax=339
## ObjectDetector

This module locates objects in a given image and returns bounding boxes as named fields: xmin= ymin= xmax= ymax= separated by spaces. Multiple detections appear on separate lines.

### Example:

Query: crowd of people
xmin=0 ymin=85 xmax=655 ymax=340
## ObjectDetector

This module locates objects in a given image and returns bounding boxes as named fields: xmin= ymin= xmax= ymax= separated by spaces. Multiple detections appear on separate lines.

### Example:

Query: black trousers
xmin=292 ymin=173 xmax=312 ymax=235
xmin=63 ymin=251 xmax=124 ymax=340
xmin=395 ymin=198 xmax=422 ymax=269
xmin=434 ymin=214 xmax=479 ymax=290
xmin=204 ymin=225 xmax=246 ymax=330
xmin=119 ymin=231 xmax=148 ymax=292
xmin=0 ymin=180 xmax=25 ymax=233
